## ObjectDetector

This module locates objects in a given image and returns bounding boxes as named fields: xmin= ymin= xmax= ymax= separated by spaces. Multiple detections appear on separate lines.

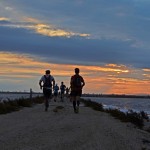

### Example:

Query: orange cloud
xmin=1 ymin=52 xmax=150 ymax=94
xmin=0 ymin=17 xmax=10 ymax=21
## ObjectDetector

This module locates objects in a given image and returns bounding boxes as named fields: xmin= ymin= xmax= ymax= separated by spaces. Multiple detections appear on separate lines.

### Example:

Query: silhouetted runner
xmin=53 ymin=84 xmax=59 ymax=102
xmin=60 ymin=82 xmax=66 ymax=102
xmin=70 ymin=68 xmax=85 ymax=113
xmin=39 ymin=70 xmax=55 ymax=111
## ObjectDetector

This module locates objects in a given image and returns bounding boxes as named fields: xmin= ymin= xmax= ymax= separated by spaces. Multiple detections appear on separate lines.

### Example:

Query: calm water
xmin=83 ymin=97 xmax=150 ymax=117
xmin=0 ymin=93 xmax=43 ymax=101
xmin=1 ymin=93 xmax=150 ymax=117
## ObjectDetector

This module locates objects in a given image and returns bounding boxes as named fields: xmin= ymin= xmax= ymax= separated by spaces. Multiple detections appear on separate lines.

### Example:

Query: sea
xmin=1 ymin=93 xmax=150 ymax=118
xmin=0 ymin=92 xmax=43 ymax=101
xmin=82 ymin=97 xmax=150 ymax=118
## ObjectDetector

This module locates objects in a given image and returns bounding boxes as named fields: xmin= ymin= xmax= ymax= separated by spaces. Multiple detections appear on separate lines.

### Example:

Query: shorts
xmin=61 ymin=91 xmax=65 ymax=95
xmin=54 ymin=92 xmax=58 ymax=96
xmin=70 ymin=90 xmax=82 ymax=97
xmin=43 ymin=88 xmax=52 ymax=98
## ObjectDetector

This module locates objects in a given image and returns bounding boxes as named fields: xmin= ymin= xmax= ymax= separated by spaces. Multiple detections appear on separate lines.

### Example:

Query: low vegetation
xmin=0 ymin=96 xmax=44 ymax=114
xmin=81 ymin=99 xmax=149 ymax=129
xmin=0 ymin=96 xmax=149 ymax=130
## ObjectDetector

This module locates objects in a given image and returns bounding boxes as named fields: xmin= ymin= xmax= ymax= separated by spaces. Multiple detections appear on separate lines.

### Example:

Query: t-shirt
xmin=54 ymin=85 xmax=59 ymax=93
xmin=40 ymin=75 xmax=54 ymax=89
xmin=70 ymin=75 xmax=84 ymax=91
xmin=60 ymin=85 xmax=66 ymax=92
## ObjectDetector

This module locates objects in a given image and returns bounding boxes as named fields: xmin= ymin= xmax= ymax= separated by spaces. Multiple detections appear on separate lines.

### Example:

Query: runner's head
xmin=75 ymin=68 xmax=80 ymax=74
xmin=61 ymin=81 xmax=64 ymax=85
xmin=45 ymin=70 xmax=50 ymax=75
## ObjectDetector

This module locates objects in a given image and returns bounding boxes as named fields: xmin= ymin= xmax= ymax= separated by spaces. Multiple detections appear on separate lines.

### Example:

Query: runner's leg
xmin=77 ymin=96 xmax=80 ymax=106
xmin=72 ymin=98 xmax=76 ymax=111
xmin=45 ymin=97 xmax=49 ymax=111
xmin=76 ymin=96 xmax=80 ymax=113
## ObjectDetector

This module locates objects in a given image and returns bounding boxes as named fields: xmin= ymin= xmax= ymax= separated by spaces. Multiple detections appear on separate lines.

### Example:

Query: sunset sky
xmin=0 ymin=0 xmax=150 ymax=94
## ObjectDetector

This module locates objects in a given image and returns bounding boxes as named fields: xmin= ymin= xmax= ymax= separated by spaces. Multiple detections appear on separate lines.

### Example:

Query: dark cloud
xmin=0 ymin=20 xmax=11 ymax=24
xmin=1 ymin=0 xmax=150 ymax=68
xmin=0 ymin=25 xmax=150 ymax=68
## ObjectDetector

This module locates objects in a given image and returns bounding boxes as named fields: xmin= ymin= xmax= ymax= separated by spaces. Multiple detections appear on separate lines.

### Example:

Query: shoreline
xmin=81 ymin=98 xmax=150 ymax=133
xmin=82 ymin=97 xmax=150 ymax=119
xmin=1 ymin=91 xmax=150 ymax=99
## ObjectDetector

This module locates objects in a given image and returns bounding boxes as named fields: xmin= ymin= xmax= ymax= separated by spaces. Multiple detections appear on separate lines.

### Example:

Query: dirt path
xmin=0 ymin=98 xmax=149 ymax=150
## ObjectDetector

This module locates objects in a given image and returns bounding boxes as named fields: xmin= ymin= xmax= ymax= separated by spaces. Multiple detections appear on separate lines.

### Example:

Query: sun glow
xmin=0 ymin=17 xmax=10 ymax=21
xmin=0 ymin=52 xmax=150 ymax=94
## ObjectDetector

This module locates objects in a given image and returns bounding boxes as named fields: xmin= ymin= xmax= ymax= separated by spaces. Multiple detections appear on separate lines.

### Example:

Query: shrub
xmin=0 ymin=96 xmax=44 ymax=115
xmin=126 ymin=112 xmax=144 ymax=128
xmin=32 ymin=96 xmax=44 ymax=104
xmin=140 ymin=111 xmax=149 ymax=121
xmin=81 ymin=98 xmax=144 ymax=128
xmin=17 ymin=98 xmax=32 ymax=107
xmin=81 ymin=99 xmax=103 ymax=111
xmin=105 ymin=109 xmax=128 ymax=122
xmin=0 ymin=102 xmax=7 ymax=114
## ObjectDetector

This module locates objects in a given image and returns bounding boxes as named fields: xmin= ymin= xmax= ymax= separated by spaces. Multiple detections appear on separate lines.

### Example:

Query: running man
xmin=39 ymin=70 xmax=55 ymax=111
xmin=70 ymin=68 xmax=85 ymax=113
xmin=53 ymin=84 xmax=59 ymax=102
xmin=60 ymin=82 xmax=66 ymax=102
xmin=65 ymin=87 xmax=70 ymax=98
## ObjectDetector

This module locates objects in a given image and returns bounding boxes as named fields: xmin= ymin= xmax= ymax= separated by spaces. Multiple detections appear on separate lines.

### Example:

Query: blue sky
xmin=0 ymin=0 xmax=150 ymax=94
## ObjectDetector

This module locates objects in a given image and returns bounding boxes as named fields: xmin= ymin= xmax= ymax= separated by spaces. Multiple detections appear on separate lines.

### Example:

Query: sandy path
xmin=0 ymin=98 xmax=149 ymax=150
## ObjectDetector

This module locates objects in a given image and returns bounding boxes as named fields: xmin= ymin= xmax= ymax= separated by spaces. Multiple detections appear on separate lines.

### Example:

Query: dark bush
xmin=17 ymin=98 xmax=32 ymax=107
xmin=140 ymin=111 xmax=149 ymax=120
xmin=105 ymin=109 xmax=128 ymax=122
xmin=0 ymin=102 xmax=7 ymax=114
xmin=0 ymin=96 xmax=44 ymax=115
xmin=126 ymin=112 xmax=144 ymax=128
xmin=32 ymin=96 xmax=44 ymax=104
xmin=81 ymin=98 xmax=145 ymax=128
xmin=81 ymin=99 xmax=103 ymax=111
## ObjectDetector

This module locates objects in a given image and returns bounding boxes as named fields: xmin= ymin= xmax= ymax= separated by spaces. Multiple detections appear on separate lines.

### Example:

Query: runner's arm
xmin=81 ymin=77 xmax=85 ymax=88
xmin=70 ymin=76 xmax=73 ymax=86
xmin=39 ymin=80 xmax=42 ymax=89
xmin=52 ymin=79 xmax=55 ymax=89
xmin=39 ymin=76 xmax=44 ymax=89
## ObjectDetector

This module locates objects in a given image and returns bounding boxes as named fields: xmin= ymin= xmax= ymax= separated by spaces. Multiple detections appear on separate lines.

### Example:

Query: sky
xmin=0 ymin=0 xmax=150 ymax=94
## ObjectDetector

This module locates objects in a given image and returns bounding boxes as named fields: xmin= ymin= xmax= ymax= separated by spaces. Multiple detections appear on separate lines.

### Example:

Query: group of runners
xmin=53 ymin=81 xmax=67 ymax=102
xmin=39 ymin=68 xmax=85 ymax=113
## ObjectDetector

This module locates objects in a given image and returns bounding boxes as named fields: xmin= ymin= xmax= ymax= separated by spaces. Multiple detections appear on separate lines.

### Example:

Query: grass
xmin=82 ymin=99 xmax=104 ymax=111
xmin=81 ymin=98 xmax=148 ymax=129
xmin=0 ymin=96 xmax=44 ymax=114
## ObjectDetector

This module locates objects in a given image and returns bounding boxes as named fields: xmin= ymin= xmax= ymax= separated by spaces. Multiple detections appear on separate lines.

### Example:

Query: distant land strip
xmin=0 ymin=91 xmax=150 ymax=99
xmin=82 ymin=94 xmax=150 ymax=99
